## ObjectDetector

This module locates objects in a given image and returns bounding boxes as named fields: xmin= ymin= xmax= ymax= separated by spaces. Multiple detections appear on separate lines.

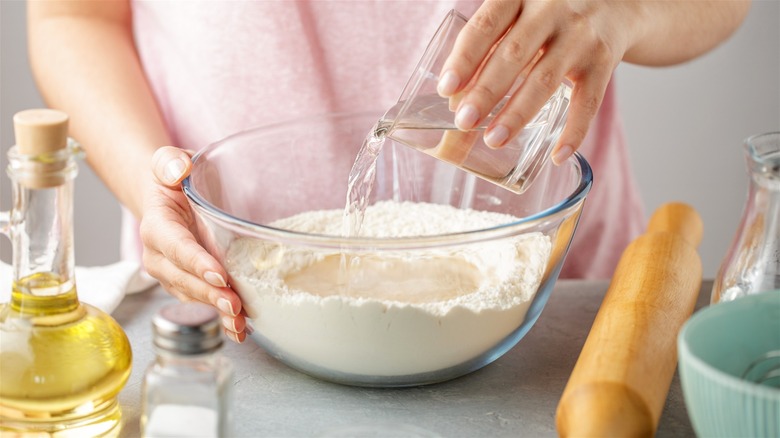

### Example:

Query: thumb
xmin=151 ymin=146 xmax=193 ymax=187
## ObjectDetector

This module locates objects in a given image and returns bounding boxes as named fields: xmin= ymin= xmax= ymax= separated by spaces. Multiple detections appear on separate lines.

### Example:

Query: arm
xmin=27 ymin=0 xmax=246 ymax=342
xmin=28 ymin=0 xmax=164 ymax=216
xmin=624 ymin=0 xmax=751 ymax=66
xmin=437 ymin=0 xmax=751 ymax=162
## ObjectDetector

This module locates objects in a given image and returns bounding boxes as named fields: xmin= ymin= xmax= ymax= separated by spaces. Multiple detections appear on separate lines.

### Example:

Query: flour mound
xmin=226 ymin=201 xmax=551 ymax=377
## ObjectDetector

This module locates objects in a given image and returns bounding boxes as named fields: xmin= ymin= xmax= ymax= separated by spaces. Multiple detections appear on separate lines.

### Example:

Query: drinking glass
xmin=381 ymin=10 xmax=572 ymax=194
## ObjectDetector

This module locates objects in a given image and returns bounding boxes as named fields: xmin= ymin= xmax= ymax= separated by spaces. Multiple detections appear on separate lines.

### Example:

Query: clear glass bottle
xmin=712 ymin=132 xmax=780 ymax=303
xmin=141 ymin=301 xmax=233 ymax=438
xmin=0 ymin=109 xmax=133 ymax=436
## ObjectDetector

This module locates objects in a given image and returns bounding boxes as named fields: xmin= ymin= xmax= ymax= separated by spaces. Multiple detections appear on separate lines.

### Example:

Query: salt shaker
xmin=141 ymin=302 xmax=233 ymax=437
xmin=711 ymin=132 xmax=780 ymax=303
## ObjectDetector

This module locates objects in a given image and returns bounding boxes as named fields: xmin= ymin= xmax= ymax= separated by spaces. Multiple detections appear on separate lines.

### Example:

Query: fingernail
xmin=484 ymin=125 xmax=509 ymax=149
xmin=551 ymin=144 xmax=574 ymax=165
xmin=204 ymin=271 xmax=227 ymax=288
xmin=164 ymin=158 xmax=186 ymax=184
xmin=226 ymin=330 xmax=242 ymax=344
xmin=217 ymin=298 xmax=236 ymax=316
xmin=221 ymin=316 xmax=237 ymax=333
xmin=437 ymin=70 xmax=460 ymax=97
xmin=454 ymin=104 xmax=479 ymax=130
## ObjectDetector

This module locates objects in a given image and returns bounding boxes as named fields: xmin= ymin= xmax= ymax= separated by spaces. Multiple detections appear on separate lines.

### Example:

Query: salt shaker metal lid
xmin=153 ymin=302 xmax=223 ymax=355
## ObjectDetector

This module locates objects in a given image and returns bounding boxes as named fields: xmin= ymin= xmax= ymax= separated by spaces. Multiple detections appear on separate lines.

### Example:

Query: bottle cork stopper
xmin=12 ymin=109 xmax=72 ymax=188
xmin=13 ymin=109 xmax=69 ymax=155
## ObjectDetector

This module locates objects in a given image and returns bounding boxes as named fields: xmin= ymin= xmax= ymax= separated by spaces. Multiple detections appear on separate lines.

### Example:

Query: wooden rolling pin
xmin=556 ymin=202 xmax=703 ymax=437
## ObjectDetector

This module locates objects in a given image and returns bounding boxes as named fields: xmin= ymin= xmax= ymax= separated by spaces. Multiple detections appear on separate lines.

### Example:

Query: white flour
xmin=226 ymin=201 xmax=550 ymax=377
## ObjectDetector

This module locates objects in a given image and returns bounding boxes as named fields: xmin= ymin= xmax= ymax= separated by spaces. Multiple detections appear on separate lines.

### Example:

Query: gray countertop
xmin=116 ymin=279 xmax=712 ymax=437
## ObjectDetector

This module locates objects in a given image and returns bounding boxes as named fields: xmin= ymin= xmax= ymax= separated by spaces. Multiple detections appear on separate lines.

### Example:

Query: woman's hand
xmin=438 ymin=0 xmax=639 ymax=164
xmin=437 ymin=0 xmax=749 ymax=164
xmin=140 ymin=147 xmax=247 ymax=343
xmin=26 ymin=0 xmax=251 ymax=340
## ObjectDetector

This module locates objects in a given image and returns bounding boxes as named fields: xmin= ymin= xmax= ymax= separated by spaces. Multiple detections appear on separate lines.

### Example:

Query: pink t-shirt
xmin=126 ymin=0 xmax=645 ymax=279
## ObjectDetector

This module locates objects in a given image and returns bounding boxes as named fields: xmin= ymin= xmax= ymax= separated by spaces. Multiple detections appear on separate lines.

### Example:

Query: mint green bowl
xmin=678 ymin=290 xmax=780 ymax=437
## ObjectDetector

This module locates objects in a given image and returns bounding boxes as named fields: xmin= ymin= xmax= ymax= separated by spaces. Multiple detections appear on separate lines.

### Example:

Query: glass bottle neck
xmin=7 ymin=147 xmax=79 ymax=315
xmin=745 ymin=132 xmax=780 ymax=190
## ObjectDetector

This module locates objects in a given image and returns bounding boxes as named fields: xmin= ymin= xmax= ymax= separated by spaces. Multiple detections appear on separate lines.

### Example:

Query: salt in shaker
xmin=141 ymin=302 xmax=233 ymax=437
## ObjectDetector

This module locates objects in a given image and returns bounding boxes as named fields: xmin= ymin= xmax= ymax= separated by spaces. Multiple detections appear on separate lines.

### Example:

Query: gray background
xmin=1 ymin=1 xmax=779 ymax=278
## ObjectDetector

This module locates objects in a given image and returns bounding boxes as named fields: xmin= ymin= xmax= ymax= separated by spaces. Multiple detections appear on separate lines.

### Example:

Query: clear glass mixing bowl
xmin=182 ymin=111 xmax=592 ymax=387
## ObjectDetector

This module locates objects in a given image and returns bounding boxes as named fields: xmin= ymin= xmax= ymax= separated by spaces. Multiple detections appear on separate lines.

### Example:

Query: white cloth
xmin=0 ymin=261 xmax=157 ymax=314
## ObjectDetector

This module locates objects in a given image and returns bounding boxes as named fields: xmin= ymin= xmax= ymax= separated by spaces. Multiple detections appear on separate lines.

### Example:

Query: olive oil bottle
xmin=0 ymin=109 xmax=132 ymax=436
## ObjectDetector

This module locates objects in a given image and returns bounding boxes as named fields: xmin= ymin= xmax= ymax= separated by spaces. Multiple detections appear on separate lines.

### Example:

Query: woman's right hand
xmin=140 ymin=146 xmax=247 ymax=343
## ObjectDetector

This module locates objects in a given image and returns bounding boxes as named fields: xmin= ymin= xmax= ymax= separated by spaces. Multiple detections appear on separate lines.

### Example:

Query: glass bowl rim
xmin=181 ymin=110 xmax=593 ymax=249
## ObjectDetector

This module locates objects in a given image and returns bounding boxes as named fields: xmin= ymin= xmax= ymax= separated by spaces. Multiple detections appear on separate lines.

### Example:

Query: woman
xmin=27 ymin=0 xmax=749 ymax=342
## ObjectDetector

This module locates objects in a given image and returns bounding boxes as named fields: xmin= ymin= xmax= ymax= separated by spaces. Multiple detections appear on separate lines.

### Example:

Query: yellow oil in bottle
xmin=1 ymin=109 xmax=133 ymax=435
xmin=0 ymin=272 xmax=132 ymax=437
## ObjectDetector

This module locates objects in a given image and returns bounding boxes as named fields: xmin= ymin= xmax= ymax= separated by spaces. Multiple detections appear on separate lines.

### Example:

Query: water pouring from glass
xmin=378 ymin=10 xmax=572 ymax=194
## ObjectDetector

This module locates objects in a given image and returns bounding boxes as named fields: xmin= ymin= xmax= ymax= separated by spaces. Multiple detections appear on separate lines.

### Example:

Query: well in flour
xmin=225 ymin=200 xmax=551 ymax=377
